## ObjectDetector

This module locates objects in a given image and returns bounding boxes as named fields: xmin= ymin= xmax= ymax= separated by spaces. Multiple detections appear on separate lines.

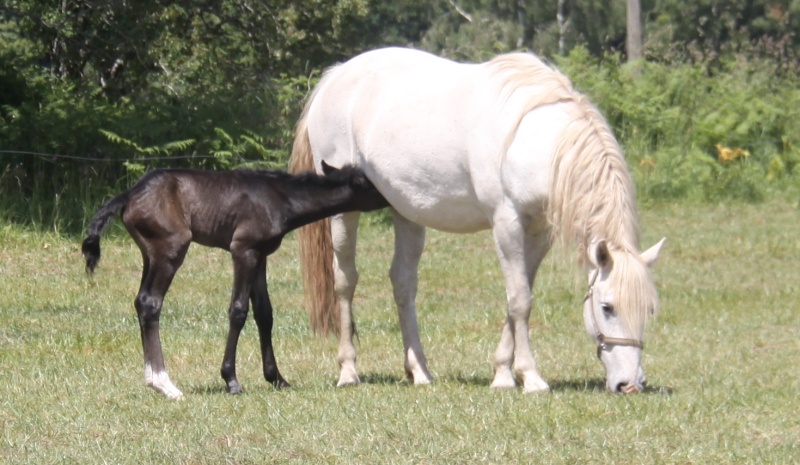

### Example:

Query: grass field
xmin=0 ymin=201 xmax=798 ymax=463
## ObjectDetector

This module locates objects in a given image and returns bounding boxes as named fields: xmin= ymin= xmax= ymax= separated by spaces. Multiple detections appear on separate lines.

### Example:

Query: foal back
xmin=122 ymin=169 xmax=291 ymax=253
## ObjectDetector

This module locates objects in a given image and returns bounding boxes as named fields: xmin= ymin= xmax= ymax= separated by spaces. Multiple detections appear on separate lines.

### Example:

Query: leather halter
xmin=585 ymin=270 xmax=643 ymax=359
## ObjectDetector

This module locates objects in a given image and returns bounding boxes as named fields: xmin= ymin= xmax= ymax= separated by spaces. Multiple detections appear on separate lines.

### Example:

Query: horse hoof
xmin=336 ymin=376 xmax=361 ymax=387
xmin=490 ymin=370 xmax=516 ymax=389
xmin=337 ymin=368 xmax=361 ymax=387
xmin=522 ymin=384 xmax=550 ymax=394
xmin=522 ymin=378 xmax=550 ymax=394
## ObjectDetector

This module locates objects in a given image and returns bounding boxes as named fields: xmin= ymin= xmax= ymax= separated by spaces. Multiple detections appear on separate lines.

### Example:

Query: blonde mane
xmin=486 ymin=52 xmax=656 ymax=335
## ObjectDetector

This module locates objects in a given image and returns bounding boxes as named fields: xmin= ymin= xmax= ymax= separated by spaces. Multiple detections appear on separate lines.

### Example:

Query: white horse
xmin=289 ymin=47 xmax=665 ymax=393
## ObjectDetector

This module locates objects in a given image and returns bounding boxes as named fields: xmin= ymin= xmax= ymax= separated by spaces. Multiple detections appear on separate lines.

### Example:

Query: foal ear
xmin=320 ymin=160 xmax=339 ymax=175
xmin=640 ymin=237 xmax=666 ymax=267
xmin=588 ymin=240 xmax=613 ymax=269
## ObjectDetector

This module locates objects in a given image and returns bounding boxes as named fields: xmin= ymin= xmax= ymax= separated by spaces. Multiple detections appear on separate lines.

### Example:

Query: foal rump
xmin=82 ymin=189 xmax=132 ymax=273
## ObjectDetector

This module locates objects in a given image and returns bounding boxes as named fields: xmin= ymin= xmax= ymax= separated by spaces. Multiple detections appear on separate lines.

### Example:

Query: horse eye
xmin=601 ymin=303 xmax=615 ymax=316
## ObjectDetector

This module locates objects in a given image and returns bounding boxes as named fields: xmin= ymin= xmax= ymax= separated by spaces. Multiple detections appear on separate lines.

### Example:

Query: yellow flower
xmin=716 ymin=144 xmax=751 ymax=162
xmin=639 ymin=158 xmax=656 ymax=173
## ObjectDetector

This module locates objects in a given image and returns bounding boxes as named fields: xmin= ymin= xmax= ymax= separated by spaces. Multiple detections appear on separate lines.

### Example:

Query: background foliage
xmin=1 ymin=0 xmax=799 ymax=232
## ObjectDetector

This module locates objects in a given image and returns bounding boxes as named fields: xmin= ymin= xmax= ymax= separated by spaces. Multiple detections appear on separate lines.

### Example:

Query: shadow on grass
xmin=359 ymin=372 xmax=405 ymax=385
xmin=548 ymin=378 xmax=606 ymax=392
xmin=189 ymin=384 xmax=234 ymax=396
xmin=448 ymin=373 xmax=493 ymax=387
xmin=549 ymin=378 xmax=675 ymax=395
xmin=187 ymin=381 xmax=293 ymax=396
xmin=350 ymin=372 xmax=676 ymax=394
xmin=186 ymin=375 xmax=674 ymax=395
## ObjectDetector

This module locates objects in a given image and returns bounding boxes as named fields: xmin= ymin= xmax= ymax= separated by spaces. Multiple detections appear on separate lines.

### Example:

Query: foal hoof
xmin=226 ymin=381 xmax=244 ymax=395
xmin=271 ymin=378 xmax=291 ymax=390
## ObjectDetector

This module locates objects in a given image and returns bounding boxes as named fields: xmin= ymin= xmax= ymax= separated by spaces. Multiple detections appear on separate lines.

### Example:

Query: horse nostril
xmin=618 ymin=382 xmax=641 ymax=394
xmin=615 ymin=382 xmax=627 ymax=393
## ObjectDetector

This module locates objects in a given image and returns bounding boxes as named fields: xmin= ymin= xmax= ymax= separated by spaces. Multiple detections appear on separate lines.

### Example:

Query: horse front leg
xmin=250 ymin=256 xmax=289 ymax=388
xmin=331 ymin=212 xmax=361 ymax=386
xmin=490 ymin=217 xmax=550 ymax=393
xmin=220 ymin=247 xmax=258 ymax=394
xmin=390 ymin=211 xmax=432 ymax=385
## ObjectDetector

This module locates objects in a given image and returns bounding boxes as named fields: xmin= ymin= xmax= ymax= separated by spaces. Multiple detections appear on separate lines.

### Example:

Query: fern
xmin=100 ymin=129 xmax=195 ymax=157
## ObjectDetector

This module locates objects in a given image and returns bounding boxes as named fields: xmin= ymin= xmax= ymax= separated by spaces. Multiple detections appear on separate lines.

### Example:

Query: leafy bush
xmin=556 ymin=46 xmax=800 ymax=203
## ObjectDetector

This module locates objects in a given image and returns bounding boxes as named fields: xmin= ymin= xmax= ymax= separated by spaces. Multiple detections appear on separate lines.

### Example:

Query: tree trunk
xmin=557 ymin=0 xmax=570 ymax=56
xmin=626 ymin=0 xmax=643 ymax=61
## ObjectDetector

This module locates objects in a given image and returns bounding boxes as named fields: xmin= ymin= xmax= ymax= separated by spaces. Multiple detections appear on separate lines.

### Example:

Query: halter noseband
xmin=585 ymin=270 xmax=643 ymax=359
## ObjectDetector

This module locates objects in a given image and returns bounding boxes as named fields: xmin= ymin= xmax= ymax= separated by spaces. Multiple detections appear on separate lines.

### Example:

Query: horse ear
xmin=640 ymin=237 xmax=666 ymax=267
xmin=588 ymin=240 xmax=613 ymax=269
xmin=320 ymin=160 xmax=338 ymax=175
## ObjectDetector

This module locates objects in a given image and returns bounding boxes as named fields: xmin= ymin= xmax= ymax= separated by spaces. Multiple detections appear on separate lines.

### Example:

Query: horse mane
xmin=486 ymin=52 xmax=656 ymax=335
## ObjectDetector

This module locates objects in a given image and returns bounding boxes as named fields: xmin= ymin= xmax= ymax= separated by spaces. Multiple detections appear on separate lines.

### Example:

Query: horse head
xmin=583 ymin=238 xmax=665 ymax=393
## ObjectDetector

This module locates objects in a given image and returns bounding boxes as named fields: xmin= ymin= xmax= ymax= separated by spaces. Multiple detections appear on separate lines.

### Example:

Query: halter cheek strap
xmin=585 ymin=270 xmax=643 ymax=359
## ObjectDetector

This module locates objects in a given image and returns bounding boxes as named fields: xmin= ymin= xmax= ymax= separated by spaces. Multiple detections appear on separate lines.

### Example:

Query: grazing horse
xmin=289 ymin=47 xmax=665 ymax=394
xmin=81 ymin=163 xmax=387 ymax=398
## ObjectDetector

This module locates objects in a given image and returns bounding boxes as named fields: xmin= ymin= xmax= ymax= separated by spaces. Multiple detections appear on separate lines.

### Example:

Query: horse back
xmin=305 ymin=48 xmax=557 ymax=232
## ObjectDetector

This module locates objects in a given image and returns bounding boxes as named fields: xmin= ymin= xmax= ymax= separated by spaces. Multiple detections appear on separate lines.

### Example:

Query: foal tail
xmin=288 ymin=110 xmax=339 ymax=336
xmin=81 ymin=191 xmax=130 ymax=273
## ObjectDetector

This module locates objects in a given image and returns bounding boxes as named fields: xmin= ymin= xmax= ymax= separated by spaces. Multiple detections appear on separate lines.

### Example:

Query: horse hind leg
xmin=331 ymin=212 xmax=362 ymax=386
xmin=390 ymin=212 xmax=432 ymax=385
xmin=134 ymin=244 xmax=188 ymax=399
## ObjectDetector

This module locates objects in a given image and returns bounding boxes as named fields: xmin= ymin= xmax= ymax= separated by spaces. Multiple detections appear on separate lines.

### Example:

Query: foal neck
xmin=283 ymin=182 xmax=375 ymax=231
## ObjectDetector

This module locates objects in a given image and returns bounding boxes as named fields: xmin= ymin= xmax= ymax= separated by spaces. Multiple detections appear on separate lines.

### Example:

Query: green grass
xmin=1 ymin=202 xmax=798 ymax=463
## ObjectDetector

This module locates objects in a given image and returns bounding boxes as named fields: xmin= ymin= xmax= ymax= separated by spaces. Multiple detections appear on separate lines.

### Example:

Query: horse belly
xmin=378 ymin=174 xmax=492 ymax=233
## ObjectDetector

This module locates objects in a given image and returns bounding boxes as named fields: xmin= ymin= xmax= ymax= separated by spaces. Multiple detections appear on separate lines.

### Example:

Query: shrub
xmin=556 ymin=47 xmax=800 ymax=203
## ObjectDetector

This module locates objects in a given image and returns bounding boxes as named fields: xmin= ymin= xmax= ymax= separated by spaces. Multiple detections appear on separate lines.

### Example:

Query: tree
xmin=626 ymin=0 xmax=642 ymax=61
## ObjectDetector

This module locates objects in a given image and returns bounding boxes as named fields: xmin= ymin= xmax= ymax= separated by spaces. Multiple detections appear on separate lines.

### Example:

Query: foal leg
xmin=220 ymin=247 xmax=259 ymax=394
xmin=490 ymin=216 xmax=550 ymax=393
xmin=390 ymin=211 xmax=432 ymax=385
xmin=331 ymin=212 xmax=362 ymax=386
xmin=134 ymin=244 xmax=189 ymax=399
xmin=250 ymin=256 xmax=289 ymax=388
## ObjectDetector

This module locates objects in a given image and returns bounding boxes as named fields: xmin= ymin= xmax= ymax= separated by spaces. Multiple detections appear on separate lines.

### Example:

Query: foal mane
xmin=237 ymin=165 xmax=367 ymax=189
xmin=487 ymin=52 xmax=656 ymax=335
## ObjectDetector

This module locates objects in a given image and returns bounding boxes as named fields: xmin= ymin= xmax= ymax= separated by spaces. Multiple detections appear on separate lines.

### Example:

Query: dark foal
xmin=82 ymin=163 xmax=387 ymax=398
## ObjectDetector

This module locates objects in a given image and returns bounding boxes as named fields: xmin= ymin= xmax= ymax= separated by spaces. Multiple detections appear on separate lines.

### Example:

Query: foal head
xmin=321 ymin=161 xmax=389 ymax=212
